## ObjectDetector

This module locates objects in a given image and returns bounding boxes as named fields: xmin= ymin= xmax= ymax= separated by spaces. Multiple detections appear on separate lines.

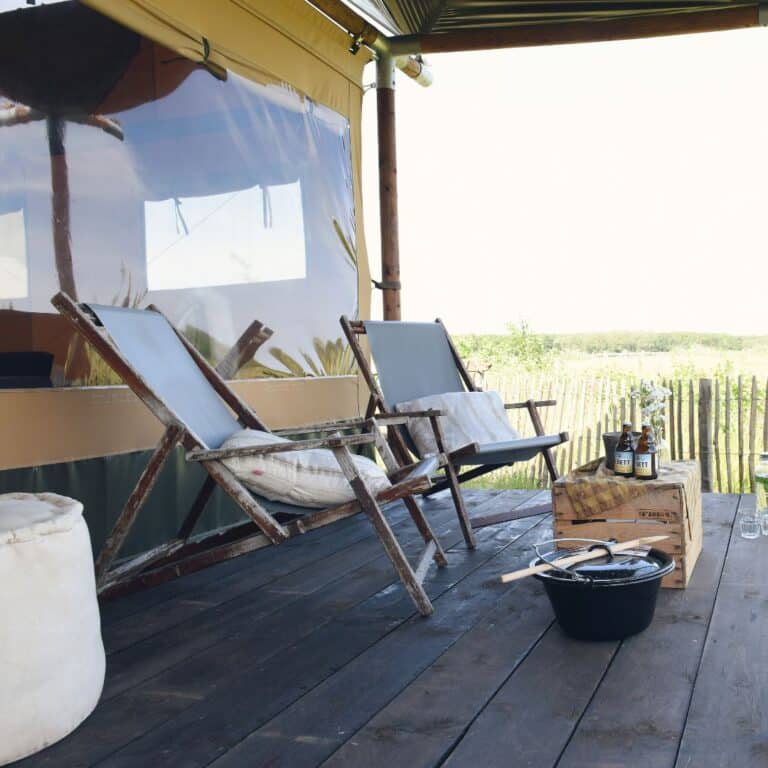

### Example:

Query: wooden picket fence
xmin=482 ymin=372 xmax=767 ymax=493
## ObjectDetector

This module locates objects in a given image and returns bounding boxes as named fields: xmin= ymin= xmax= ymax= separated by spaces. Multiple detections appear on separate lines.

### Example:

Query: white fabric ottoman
xmin=0 ymin=493 xmax=105 ymax=765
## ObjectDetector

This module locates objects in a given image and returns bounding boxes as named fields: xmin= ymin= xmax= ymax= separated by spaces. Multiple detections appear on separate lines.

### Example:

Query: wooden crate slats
xmin=553 ymin=460 xmax=702 ymax=588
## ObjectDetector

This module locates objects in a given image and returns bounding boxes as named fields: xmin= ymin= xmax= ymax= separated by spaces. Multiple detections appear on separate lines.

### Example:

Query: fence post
xmin=667 ymin=379 xmax=676 ymax=461
xmin=677 ymin=381 xmax=684 ymax=459
xmin=689 ymin=380 xmax=696 ymax=460
xmin=699 ymin=378 xmax=714 ymax=493
xmin=714 ymin=378 xmax=722 ymax=492
xmin=749 ymin=376 xmax=758 ymax=493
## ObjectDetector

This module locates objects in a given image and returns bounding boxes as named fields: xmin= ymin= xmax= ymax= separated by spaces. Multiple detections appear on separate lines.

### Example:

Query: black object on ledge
xmin=0 ymin=351 xmax=54 ymax=388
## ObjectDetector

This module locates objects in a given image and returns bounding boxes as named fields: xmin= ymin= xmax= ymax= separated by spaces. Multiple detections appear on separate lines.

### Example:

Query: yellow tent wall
xmin=0 ymin=0 xmax=373 ymax=470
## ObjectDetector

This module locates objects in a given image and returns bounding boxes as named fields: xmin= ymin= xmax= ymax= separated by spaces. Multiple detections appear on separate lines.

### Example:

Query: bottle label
xmin=614 ymin=451 xmax=634 ymax=474
xmin=635 ymin=454 xmax=654 ymax=478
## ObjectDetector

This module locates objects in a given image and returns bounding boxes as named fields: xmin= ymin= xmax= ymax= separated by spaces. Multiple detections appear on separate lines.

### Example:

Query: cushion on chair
xmin=395 ymin=390 xmax=520 ymax=456
xmin=0 ymin=493 xmax=105 ymax=766
xmin=221 ymin=429 xmax=391 ymax=508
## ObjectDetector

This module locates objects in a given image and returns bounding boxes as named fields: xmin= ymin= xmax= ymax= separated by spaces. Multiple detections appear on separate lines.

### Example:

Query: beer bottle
xmin=614 ymin=422 xmax=635 ymax=477
xmin=634 ymin=423 xmax=658 ymax=480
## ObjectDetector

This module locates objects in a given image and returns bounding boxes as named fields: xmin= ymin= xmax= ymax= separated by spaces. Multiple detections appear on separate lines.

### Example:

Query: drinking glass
xmin=740 ymin=514 xmax=761 ymax=540
xmin=756 ymin=453 xmax=768 ymax=536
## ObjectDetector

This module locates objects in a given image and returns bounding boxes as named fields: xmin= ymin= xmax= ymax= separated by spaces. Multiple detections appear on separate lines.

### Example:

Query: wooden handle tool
xmin=499 ymin=535 xmax=670 ymax=584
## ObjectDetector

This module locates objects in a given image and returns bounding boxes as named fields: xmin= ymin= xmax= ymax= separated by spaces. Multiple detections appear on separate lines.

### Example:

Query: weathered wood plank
xmin=215 ymin=318 xmax=271 ymax=381
xmin=101 ymin=499 xmax=464 ymax=700
xmin=556 ymin=493 xmax=739 ymax=768
xmin=725 ymin=377 xmax=733 ymax=494
xmin=20 ymin=490 xmax=754 ymax=768
xmin=178 ymin=498 xmax=552 ymax=768
xmin=675 ymin=379 xmax=683 ymax=458
xmin=323 ymin=579 xmax=555 ymax=768
xmin=18 ymin=498 xmax=475 ymax=768
xmin=95 ymin=426 xmax=183 ymax=584
xmin=73 ymin=498 xmax=548 ymax=768
xmin=469 ymin=488 xmax=549 ymax=528
xmin=713 ymin=378 xmax=722 ymax=492
xmin=99 ymin=500 xmax=370 ymax=626
xmin=689 ymin=379 xmax=696 ymax=460
xmin=698 ymin=379 xmax=713 ymax=492
xmin=738 ymin=375 xmax=745 ymax=492
xmin=442 ymin=630 xmax=617 ymax=768
xmin=413 ymin=540 xmax=437 ymax=583
xmin=331 ymin=442 xmax=433 ymax=616
xmin=102 ymin=499 xmax=433 ymax=653
xmin=675 ymin=494 xmax=768 ymax=768
xmin=749 ymin=375 xmax=758 ymax=492
xmin=667 ymin=379 xmax=676 ymax=462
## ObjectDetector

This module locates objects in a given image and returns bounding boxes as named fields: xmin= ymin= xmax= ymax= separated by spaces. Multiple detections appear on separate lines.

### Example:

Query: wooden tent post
xmin=377 ymin=51 xmax=401 ymax=321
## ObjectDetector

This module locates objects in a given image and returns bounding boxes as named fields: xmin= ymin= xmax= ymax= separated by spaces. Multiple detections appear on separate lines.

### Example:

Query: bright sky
xmin=362 ymin=27 xmax=768 ymax=335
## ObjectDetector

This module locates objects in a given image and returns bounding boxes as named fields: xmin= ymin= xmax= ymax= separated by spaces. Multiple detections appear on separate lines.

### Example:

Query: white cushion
xmin=0 ymin=493 xmax=105 ymax=766
xmin=395 ymin=390 xmax=520 ymax=456
xmin=221 ymin=429 xmax=391 ymax=508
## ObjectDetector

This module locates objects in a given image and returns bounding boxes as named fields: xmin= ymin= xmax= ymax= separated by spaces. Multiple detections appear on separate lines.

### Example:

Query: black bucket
xmin=533 ymin=541 xmax=675 ymax=641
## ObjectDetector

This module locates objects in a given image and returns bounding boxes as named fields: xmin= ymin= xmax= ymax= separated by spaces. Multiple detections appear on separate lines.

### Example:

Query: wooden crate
xmin=552 ymin=459 xmax=702 ymax=588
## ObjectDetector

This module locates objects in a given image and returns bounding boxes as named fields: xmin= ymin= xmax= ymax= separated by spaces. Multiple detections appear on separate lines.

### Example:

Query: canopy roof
xmin=334 ymin=0 xmax=763 ymax=52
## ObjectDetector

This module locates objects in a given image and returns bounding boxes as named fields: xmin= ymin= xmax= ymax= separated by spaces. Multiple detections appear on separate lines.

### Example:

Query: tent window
xmin=0 ymin=3 xmax=358 ymax=385
xmin=0 ymin=209 xmax=28 ymax=300
xmin=145 ymin=182 xmax=307 ymax=291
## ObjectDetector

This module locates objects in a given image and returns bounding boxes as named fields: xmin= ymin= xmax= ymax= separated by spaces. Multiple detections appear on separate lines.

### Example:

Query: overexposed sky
xmin=362 ymin=28 xmax=768 ymax=335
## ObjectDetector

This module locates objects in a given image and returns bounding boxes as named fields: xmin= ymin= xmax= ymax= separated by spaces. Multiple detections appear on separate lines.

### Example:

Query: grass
xmin=454 ymin=328 xmax=768 ymax=492
xmin=464 ymin=470 xmax=536 ymax=491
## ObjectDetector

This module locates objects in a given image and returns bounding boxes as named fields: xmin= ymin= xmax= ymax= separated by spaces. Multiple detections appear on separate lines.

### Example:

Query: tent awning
xmin=333 ymin=0 xmax=762 ymax=53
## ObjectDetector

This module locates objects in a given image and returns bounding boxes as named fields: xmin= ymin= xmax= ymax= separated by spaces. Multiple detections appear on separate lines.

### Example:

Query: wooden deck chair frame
xmin=53 ymin=291 xmax=447 ymax=616
xmin=341 ymin=315 xmax=569 ymax=549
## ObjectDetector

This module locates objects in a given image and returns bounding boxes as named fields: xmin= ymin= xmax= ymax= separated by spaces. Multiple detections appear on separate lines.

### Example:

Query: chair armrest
xmin=387 ymin=454 xmax=440 ymax=484
xmin=376 ymin=469 xmax=434 ymax=504
xmin=274 ymin=417 xmax=368 ymax=435
xmin=504 ymin=399 xmax=556 ymax=410
xmin=386 ymin=408 xmax=443 ymax=419
xmin=273 ymin=410 xmax=441 ymax=436
xmin=186 ymin=432 xmax=375 ymax=462
xmin=446 ymin=442 xmax=480 ymax=462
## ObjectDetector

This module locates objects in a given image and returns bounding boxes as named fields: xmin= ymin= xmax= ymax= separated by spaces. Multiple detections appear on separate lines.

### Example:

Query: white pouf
xmin=0 ymin=493 xmax=105 ymax=765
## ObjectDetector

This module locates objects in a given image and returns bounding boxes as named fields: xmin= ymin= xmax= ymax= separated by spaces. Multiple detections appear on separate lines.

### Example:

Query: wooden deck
xmin=18 ymin=490 xmax=766 ymax=768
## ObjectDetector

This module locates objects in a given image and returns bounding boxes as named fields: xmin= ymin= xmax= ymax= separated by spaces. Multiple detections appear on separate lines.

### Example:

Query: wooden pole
xmin=738 ymin=375 xmax=745 ymax=492
xmin=688 ymin=379 xmax=696 ymax=460
xmin=714 ymin=378 xmax=722 ymax=493
xmin=667 ymin=379 xmax=676 ymax=462
xmin=699 ymin=379 xmax=713 ymax=493
xmin=749 ymin=376 xmax=758 ymax=492
xmin=47 ymin=116 xmax=77 ymax=299
xmin=677 ymin=380 xmax=684 ymax=460
xmin=725 ymin=376 xmax=733 ymax=494
xmin=377 ymin=53 xmax=401 ymax=321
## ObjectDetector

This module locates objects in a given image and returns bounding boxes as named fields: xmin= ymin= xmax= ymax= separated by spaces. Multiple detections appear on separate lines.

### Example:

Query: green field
xmin=455 ymin=326 xmax=768 ymax=382
xmin=454 ymin=326 xmax=768 ymax=493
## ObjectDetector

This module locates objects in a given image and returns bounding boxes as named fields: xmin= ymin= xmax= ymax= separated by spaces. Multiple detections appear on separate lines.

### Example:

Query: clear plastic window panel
xmin=0 ymin=2 xmax=358 ymax=385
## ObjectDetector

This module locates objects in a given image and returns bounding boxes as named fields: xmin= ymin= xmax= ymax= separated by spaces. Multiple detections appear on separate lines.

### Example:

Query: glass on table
xmin=756 ymin=453 xmax=768 ymax=536
xmin=740 ymin=515 xmax=761 ymax=540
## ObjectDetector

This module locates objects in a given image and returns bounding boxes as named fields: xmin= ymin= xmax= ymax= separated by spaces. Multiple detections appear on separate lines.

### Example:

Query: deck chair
xmin=52 ymin=292 xmax=449 ymax=616
xmin=341 ymin=316 xmax=569 ymax=548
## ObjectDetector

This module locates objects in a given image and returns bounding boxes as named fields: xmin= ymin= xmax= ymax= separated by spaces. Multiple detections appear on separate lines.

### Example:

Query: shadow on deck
xmin=17 ymin=490 xmax=765 ymax=768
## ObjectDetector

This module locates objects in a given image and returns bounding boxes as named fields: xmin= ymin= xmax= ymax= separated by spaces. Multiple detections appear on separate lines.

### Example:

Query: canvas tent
xmin=1 ymin=0 xmax=763 ymax=560
xmin=0 ymin=0 xmax=373 ymax=555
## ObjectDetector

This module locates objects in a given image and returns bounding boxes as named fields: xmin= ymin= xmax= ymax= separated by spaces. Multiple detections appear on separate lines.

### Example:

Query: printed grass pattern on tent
xmin=251 ymin=337 xmax=356 ymax=378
